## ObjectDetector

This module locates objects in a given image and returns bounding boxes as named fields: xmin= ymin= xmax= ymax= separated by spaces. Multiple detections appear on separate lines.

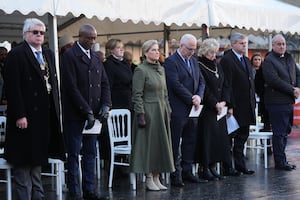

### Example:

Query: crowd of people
xmin=1 ymin=17 xmax=300 ymax=200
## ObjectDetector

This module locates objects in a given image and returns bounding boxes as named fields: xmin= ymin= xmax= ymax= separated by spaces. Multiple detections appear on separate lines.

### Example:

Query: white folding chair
xmin=0 ymin=105 xmax=7 ymax=116
xmin=0 ymin=116 xmax=12 ymax=200
xmin=0 ymin=116 xmax=6 ymax=154
xmin=41 ymin=158 xmax=65 ymax=200
xmin=95 ymin=140 xmax=101 ymax=179
xmin=0 ymin=158 xmax=12 ymax=200
xmin=107 ymin=109 xmax=136 ymax=190
xmin=245 ymin=102 xmax=273 ymax=168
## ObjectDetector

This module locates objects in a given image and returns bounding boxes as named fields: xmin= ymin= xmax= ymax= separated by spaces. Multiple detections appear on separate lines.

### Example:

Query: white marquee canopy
xmin=1 ymin=0 xmax=300 ymax=33
xmin=1 ymin=0 xmax=300 ymax=71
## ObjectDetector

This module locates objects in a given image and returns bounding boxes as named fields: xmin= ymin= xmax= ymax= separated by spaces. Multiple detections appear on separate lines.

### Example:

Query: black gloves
xmin=138 ymin=113 xmax=146 ymax=128
xmin=97 ymin=105 xmax=110 ymax=123
xmin=85 ymin=111 xmax=95 ymax=130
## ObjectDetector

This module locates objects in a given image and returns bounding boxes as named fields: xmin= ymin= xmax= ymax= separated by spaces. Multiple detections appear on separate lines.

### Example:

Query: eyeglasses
xmin=28 ymin=30 xmax=45 ymax=35
xmin=184 ymin=45 xmax=195 ymax=52
xmin=275 ymin=42 xmax=286 ymax=46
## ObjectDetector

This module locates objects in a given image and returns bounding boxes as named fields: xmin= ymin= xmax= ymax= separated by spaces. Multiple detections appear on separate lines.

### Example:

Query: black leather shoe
xmin=67 ymin=192 xmax=82 ymax=200
xmin=83 ymin=191 xmax=109 ymax=200
xmin=236 ymin=168 xmax=255 ymax=175
xmin=275 ymin=163 xmax=296 ymax=171
xmin=202 ymin=168 xmax=218 ymax=181
xmin=171 ymin=177 xmax=185 ymax=187
xmin=210 ymin=167 xmax=225 ymax=180
xmin=287 ymin=162 xmax=296 ymax=169
xmin=182 ymin=172 xmax=207 ymax=183
xmin=223 ymin=168 xmax=241 ymax=177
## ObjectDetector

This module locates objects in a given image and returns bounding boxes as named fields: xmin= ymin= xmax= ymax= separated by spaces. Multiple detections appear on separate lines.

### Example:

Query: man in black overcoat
xmin=4 ymin=18 xmax=65 ymax=199
xmin=61 ymin=24 xmax=111 ymax=200
xmin=220 ymin=32 xmax=256 ymax=176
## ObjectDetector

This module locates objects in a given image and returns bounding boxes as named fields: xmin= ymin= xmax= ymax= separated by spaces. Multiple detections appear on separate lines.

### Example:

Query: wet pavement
xmin=1 ymin=128 xmax=300 ymax=200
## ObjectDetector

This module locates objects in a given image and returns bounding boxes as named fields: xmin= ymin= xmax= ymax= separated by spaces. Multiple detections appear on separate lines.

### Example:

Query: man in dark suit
xmin=61 ymin=24 xmax=111 ymax=200
xmin=164 ymin=34 xmax=206 ymax=187
xmin=220 ymin=32 xmax=256 ymax=176
xmin=263 ymin=34 xmax=300 ymax=171
xmin=4 ymin=18 xmax=65 ymax=199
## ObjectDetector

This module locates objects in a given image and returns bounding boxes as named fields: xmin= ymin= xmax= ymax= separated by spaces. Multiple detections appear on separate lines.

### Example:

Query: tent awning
xmin=1 ymin=0 xmax=300 ymax=33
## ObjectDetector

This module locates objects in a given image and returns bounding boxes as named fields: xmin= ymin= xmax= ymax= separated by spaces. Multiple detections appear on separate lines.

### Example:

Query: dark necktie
xmin=240 ymin=57 xmax=246 ymax=71
xmin=185 ymin=59 xmax=192 ymax=74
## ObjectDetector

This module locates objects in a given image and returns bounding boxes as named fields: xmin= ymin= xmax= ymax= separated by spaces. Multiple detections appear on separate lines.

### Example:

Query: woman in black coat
xmin=196 ymin=38 xmax=231 ymax=181
xmin=99 ymin=39 xmax=133 ymax=163
xmin=104 ymin=39 xmax=133 ymax=110
xmin=252 ymin=52 xmax=271 ymax=131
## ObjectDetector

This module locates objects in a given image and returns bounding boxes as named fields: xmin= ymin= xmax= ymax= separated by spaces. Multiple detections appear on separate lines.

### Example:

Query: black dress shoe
xmin=237 ymin=168 xmax=255 ymax=175
xmin=275 ymin=163 xmax=296 ymax=171
xmin=286 ymin=162 xmax=296 ymax=169
xmin=67 ymin=192 xmax=82 ymax=200
xmin=223 ymin=168 xmax=241 ymax=177
xmin=171 ymin=177 xmax=185 ymax=187
xmin=210 ymin=167 xmax=225 ymax=180
xmin=83 ymin=191 xmax=109 ymax=200
xmin=182 ymin=172 xmax=207 ymax=183
xmin=202 ymin=168 xmax=218 ymax=181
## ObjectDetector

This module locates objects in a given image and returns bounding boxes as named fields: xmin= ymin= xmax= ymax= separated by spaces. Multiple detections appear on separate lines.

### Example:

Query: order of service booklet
xmin=82 ymin=119 xmax=102 ymax=134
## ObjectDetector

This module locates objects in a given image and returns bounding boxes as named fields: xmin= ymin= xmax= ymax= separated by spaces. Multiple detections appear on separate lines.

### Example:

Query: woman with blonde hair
xmin=130 ymin=40 xmax=174 ymax=191
xmin=196 ymin=38 xmax=232 ymax=181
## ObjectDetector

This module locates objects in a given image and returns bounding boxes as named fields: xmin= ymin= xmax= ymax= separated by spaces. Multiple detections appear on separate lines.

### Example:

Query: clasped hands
xmin=216 ymin=101 xmax=226 ymax=115
xmin=293 ymin=87 xmax=300 ymax=99
xmin=85 ymin=105 xmax=110 ymax=130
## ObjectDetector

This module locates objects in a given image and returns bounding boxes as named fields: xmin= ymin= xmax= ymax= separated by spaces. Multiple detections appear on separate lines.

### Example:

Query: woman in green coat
xmin=130 ymin=40 xmax=175 ymax=191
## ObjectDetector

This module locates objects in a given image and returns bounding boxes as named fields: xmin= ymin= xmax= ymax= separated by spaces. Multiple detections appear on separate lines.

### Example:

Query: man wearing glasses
xmin=164 ymin=34 xmax=205 ymax=187
xmin=4 ymin=18 xmax=65 ymax=199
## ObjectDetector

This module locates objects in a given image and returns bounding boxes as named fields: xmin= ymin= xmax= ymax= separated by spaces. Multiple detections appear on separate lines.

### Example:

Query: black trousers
xmin=266 ymin=104 xmax=293 ymax=166
xmin=170 ymin=116 xmax=198 ymax=179
xmin=225 ymin=126 xmax=249 ymax=170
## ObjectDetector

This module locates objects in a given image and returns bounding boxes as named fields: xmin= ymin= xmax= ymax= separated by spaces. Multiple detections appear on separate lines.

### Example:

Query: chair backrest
xmin=0 ymin=105 xmax=7 ymax=116
xmin=0 ymin=116 xmax=6 ymax=149
xmin=107 ymin=109 xmax=131 ymax=148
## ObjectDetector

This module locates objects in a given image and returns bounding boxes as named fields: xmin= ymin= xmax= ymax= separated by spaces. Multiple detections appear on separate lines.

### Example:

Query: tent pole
xmin=268 ymin=34 xmax=273 ymax=52
xmin=48 ymin=14 xmax=63 ymax=131
xmin=163 ymin=24 xmax=170 ymax=57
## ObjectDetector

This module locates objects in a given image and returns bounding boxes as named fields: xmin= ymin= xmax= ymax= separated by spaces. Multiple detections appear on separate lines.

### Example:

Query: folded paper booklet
xmin=295 ymin=96 xmax=300 ymax=104
xmin=226 ymin=115 xmax=239 ymax=135
xmin=82 ymin=119 xmax=102 ymax=134
xmin=189 ymin=105 xmax=203 ymax=117
xmin=217 ymin=106 xmax=228 ymax=121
